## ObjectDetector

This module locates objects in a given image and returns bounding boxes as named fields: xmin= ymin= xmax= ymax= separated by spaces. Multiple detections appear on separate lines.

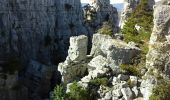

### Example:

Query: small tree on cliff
xmin=121 ymin=0 xmax=153 ymax=43
xmin=97 ymin=22 xmax=113 ymax=36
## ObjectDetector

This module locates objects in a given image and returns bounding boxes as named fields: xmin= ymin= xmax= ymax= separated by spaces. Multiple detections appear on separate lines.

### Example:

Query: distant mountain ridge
xmin=81 ymin=3 xmax=124 ymax=10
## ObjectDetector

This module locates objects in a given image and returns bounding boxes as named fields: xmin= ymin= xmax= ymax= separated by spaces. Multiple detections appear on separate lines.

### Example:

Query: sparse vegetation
xmin=97 ymin=22 xmax=113 ymax=36
xmin=121 ymin=0 xmax=154 ymax=72
xmin=119 ymin=64 xmax=141 ymax=77
xmin=149 ymin=80 xmax=170 ymax=100
xmin=127 ymin=79 xmax=133 ymax=88
xmin=52 ymin=85 xmax=65 ymax=100
xmin=89 ymin=77 xmax=109 ymax=86
xmin=66 ymin=81 xmax=89 ymax=100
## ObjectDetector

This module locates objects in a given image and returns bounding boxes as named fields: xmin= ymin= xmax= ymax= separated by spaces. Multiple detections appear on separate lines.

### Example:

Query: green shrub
xmin=119 ymin=64 xmax=141 ymax=77
xmin=97 ymin=22 xmax=113 ymax=36
xmin=121 ymin=0 xmax=153 ymax=45
xmin=149 ymin=80 xmax=170 ymax=100
xmin=89 ymin=78 xmax=109 ymax=86
xmin=66 ymin=81 xmax=89 ymax=100
xmin=52 ymin=85 xmax=64 ymax=100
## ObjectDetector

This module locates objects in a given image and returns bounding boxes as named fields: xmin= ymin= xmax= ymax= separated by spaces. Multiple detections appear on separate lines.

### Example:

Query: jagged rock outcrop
xmin=146 ymin=2 xmax=170 ymax=78
xmin=58 ymin=35 xmax=89 ymax=83
xmin=59 ymin=34 xmax=140 ymax=83
xmin=83 ymin=0 xmax=119 ymax=34
xmin=60 ymin=34 xmax=143 ymax=99
xmin=141 ymin=2 xmax=170 ymax=100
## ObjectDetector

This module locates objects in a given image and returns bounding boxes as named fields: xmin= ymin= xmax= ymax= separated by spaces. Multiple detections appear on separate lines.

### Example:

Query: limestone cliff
xmin=0 ymin=0 xmax=88 ymax=100
xmin=146 ymin=2 xmax=170 ymax=78
xmin=0 ymin=0 xmax=88 ymax=65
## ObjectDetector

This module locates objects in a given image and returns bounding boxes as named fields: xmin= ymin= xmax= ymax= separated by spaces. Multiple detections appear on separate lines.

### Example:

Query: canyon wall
xmin=0 ymin=0 xmax=88 ymax=100
xmin=0 ymin=0 xmax=88 ymax=65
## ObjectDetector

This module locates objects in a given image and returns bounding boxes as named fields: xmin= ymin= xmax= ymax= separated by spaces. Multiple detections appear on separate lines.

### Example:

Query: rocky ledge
xmin=57 ymin=34 xmax=156 ymax=100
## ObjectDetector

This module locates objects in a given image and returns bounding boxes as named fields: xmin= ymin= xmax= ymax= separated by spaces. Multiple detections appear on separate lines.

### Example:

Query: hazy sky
xmin=81 ymin=0 xmax=161 ymax=4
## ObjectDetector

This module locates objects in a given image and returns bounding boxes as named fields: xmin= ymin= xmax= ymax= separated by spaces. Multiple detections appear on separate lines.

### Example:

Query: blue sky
xmin=81 ymin=0 xmax=160 ymax=4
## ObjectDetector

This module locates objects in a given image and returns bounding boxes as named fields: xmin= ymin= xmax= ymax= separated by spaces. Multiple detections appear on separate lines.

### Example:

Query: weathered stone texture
xmin=146 ymin=4 xmax=170 ymax=78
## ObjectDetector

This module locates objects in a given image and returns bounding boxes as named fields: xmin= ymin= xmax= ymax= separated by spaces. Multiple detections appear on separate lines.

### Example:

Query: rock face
xmin=0 ymin=0 xmax=88 ymax=99
xmin=146 ymin=2 xmax=170 ymax=78
xmin=68 ymin=35 xmax=88 ymax=62
xmin=140 ymin=76 xmax=156 ymax=100
xmin=24 ymin=60 xmax=57 ymax=100
xmin=58 ymin=35 xmax=89 ymax=83
xmin=83 ymin=0 xmax=119 ymax=34
xmin=0 ymin=72 xmax=28 ymax=100
xmin=0 ymin=0 xmax=88 ymax=65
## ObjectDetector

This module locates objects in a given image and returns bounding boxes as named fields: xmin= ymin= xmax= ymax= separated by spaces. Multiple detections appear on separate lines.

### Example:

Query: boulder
xmin=132 ymin=86 xmax=139 ymax=97
xmin=104 ymin=91 xmax=112 ymax=100
xmin=88 ymin=55 xmax=108 ymax=70
xmin=112 ymin=89 xmax=123 ymax=98
xmin=117 ymin=74 xmax=129 ymax=81
xmin=91 ymin=34 xmax=140 ymax=64
xmin=121 ymin=87 xmax=133 ymax=100
xmin=140 ymin=76 xmax=156 ymax=100
xmin=68 ymin=35 xmax=88 ymax=62
xmin=130 ymin=76 xmax=138 ymax=87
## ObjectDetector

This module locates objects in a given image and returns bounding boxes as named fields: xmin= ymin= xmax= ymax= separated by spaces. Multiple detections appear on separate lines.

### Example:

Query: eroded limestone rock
xmin=68 ymin=35 xmax=88 ymax=62
xmin=146 ymin=3 xmax=170 ymax=78
xmin=58 ymin=35 xmax=88 ymax=83
xmin=91 ymin=34 xmax=140 ymax=64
